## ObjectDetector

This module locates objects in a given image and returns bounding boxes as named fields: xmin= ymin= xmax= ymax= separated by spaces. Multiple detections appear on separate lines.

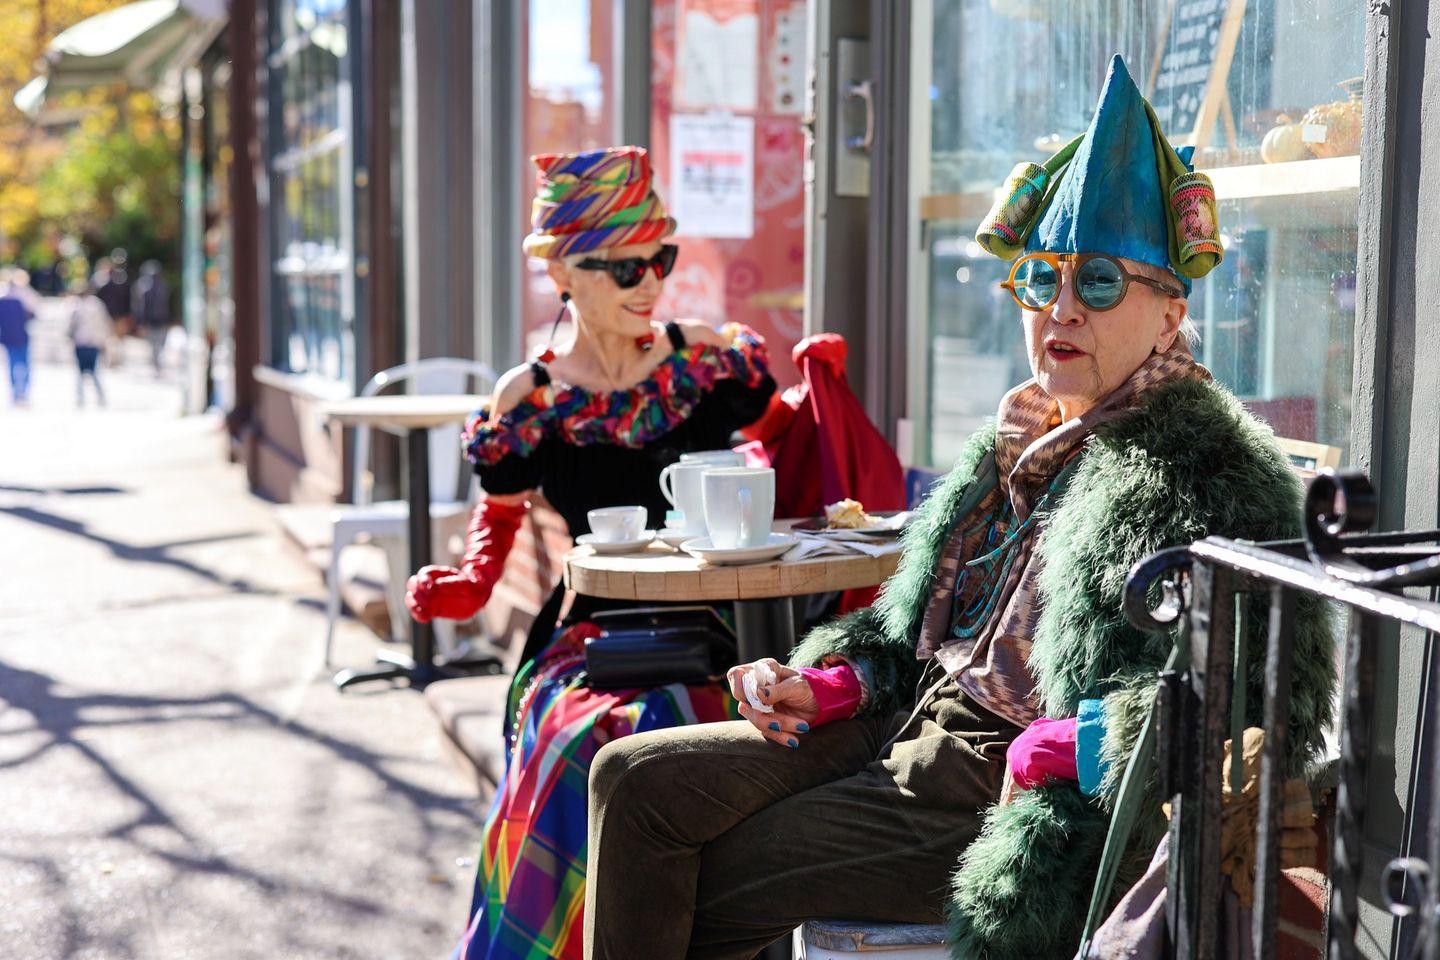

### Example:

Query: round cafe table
xmin=324 ymin=393 xmax=483 ymax=690
xmin=564 ymin=531 xmax=903 ymax=663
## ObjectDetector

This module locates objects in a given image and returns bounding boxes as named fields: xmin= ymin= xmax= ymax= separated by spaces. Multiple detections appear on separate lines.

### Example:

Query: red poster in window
xmin=653 ymin=0 xmax=807 ymax=387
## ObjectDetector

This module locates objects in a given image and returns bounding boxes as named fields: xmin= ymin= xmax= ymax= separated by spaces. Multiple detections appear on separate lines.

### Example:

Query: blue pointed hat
xmin=1029 ymin=57 xmax=1173 ymax=274
xmin=976 ymin=54 xmax=1223 ymax=291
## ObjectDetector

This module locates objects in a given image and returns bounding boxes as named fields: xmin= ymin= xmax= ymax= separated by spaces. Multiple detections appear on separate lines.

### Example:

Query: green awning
xmin=15 ymin=0 xmax=224 ymax=114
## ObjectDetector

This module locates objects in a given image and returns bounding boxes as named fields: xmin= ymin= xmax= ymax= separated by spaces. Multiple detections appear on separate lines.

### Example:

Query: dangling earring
xmin=536 ymin=292 xmax=570 ymax=364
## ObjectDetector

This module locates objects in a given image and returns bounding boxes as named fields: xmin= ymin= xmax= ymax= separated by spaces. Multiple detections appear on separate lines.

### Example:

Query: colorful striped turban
xmin=521 ymin=146 xmax=678 ymax=260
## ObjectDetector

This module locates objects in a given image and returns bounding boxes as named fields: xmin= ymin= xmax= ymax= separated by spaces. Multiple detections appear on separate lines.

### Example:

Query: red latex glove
xmin=405 ymin=496 xmax=528 ymax=623
xmin=792 ymin=332 xmax=848 ymax=379
xmin=1006 ymin=716 xmax=1079 ymax=791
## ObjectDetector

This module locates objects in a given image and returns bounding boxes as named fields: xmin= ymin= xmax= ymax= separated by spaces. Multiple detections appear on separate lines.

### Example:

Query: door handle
xmin=845 ymin=78 xmax=874 ymax=152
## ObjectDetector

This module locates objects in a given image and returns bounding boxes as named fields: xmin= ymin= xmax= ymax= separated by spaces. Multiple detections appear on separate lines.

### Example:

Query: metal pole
xmin=406 ymin=426 xmax=436 ymax=686
xmin=734 ymin=599 xmax=797 ymax=666
xmin=1329 ymin=612 xmax=1378 ymax=960
xmin=1253 ymin=585 xmax=1296 ymax=959
xmin=1170 ymin=560 xmax=1235 ymax=960
xmin=1426 ymin=672 xmax=1440 ymax=960
xmin=227 ymin=0 xmax=261 ymax=462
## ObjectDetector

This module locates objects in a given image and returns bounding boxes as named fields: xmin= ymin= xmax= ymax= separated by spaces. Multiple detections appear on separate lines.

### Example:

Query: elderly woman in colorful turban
xmin=583 ymin=57 xmax=1335 ymax=960
xmin=406 ymin=146 xmax=776 ymax=960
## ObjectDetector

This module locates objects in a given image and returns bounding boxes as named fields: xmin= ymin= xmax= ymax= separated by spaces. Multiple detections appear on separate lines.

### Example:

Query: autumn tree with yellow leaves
xmin=0 ymin=0 xmax=181 ymax=276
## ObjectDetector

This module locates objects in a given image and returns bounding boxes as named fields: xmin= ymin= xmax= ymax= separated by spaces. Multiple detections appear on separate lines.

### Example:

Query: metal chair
xmin=323 ymin=358 xmax=497 ymax=666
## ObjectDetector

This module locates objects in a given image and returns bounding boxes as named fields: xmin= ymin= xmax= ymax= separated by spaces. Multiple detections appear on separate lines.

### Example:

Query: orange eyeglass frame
xmin=999 ymin=252 xmax=1185 ymax=313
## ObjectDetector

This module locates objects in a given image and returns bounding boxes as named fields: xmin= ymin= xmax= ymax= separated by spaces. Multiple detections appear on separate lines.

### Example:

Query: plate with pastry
xmin=790 ymin=499 xmax=913 ymax=538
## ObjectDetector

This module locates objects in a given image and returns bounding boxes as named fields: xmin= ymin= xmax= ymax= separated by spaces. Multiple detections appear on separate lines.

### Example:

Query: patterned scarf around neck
xmin=917 ymin=344 xmax=1208 ymax=727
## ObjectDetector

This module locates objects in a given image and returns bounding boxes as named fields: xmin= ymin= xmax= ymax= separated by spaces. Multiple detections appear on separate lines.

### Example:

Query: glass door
xmin=904 ymin=0 xmax=1365 ymax=469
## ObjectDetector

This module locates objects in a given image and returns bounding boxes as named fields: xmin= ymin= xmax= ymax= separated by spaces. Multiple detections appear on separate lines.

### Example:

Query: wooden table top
xmin=323 ymin=394 xmax=482 ymax=430
xmin=564 ymin=540 xmax=902 ymax=602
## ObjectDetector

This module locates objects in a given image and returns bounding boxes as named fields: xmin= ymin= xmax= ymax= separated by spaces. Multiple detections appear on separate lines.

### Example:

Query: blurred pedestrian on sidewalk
xmin=68 ymin=280 xmax=111 ymax=407
xmin=0 ymin=268 xmax=34 ymax=405
xmin=95 ymin=251 xmax=133 ymax=367
xmin=132 ymin=260 xmax=171 ymax=375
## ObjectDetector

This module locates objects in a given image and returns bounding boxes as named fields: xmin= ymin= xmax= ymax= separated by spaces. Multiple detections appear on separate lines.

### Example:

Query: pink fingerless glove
xmin=798 ymin=664 xmax=862 ymax=727
xmin=1006 ymin=716 xmax=1079 ymax=790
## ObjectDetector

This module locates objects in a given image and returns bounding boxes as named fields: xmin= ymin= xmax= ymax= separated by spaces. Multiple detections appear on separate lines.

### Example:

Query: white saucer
xmin=681 ymin=533 xmax=797 ymax=565
xmin=576 ymin=530 xmax=656 ymax=555
xmin=658 ymin=527 xmax=704 ymax=549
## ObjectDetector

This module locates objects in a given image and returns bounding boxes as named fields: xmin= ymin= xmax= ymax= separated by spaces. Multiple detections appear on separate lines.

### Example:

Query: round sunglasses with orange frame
xmin=999 ymin=252 xmax=1185 ymax=313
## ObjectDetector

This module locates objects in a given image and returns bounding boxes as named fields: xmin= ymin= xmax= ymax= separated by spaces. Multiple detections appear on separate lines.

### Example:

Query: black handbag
xmin=583 ymin=606 xmax=737 ymax=690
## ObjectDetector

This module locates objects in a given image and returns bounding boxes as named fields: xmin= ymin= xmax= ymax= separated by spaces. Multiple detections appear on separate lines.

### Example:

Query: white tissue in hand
xmin=743 ymin=663 xmax=776 ymax=714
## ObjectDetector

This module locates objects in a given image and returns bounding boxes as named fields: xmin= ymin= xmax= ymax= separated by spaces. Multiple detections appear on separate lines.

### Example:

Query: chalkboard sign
xmin=1146 ymin=0 xmax=1247 ymax=149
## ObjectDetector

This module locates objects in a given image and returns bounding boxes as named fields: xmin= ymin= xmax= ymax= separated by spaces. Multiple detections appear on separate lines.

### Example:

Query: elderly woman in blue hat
xmin=583 ymin=57 xmax=1336 ymax=960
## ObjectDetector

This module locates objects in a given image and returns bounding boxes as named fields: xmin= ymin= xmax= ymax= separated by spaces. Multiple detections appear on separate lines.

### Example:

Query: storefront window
xmin=516 ymin=0 xmax=807 ymax=382
xmin=266 ymin=0 xmax=353 ymax=382
xmin=907 ymin=0 xmax=1363 ymax=467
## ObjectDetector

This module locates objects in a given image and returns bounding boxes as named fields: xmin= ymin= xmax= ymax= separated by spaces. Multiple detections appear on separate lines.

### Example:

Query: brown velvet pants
xmin=584 ymin=667 xmax=1022 ymax=960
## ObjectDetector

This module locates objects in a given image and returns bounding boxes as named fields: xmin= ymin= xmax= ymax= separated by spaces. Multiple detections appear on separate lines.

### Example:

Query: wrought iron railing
xmin=1123 ymin=470 xmax=1439 ymax=960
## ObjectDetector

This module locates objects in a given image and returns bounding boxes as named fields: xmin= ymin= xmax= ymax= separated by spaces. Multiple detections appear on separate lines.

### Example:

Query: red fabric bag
xmin=738 ymin=334 xmax=905 ymax=611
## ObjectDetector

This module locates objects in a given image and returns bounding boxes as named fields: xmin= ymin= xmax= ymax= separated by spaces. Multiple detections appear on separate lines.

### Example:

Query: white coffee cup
xmin=702 ymin=467 xmax=776 ymax=550
xmin=587 ymin=505 xmax=647 ymax=543
xmin=658 ymin=461 xmax=713 ymax=536
xmin=681 ymin=449 xmax=745 ymax=468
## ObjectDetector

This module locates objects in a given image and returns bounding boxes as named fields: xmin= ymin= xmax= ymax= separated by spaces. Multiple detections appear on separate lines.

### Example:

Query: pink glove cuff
xmin=799 ymin=664 xmax=862 ymax=727
xmin=1007 ymin=716 xmax=1079 ymax=791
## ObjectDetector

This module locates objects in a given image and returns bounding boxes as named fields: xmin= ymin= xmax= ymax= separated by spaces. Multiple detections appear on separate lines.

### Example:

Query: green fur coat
xmin=788 ymin=376 xmax=1336 ymax=960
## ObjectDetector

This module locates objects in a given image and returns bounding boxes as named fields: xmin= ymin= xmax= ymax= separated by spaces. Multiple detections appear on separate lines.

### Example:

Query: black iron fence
xmin=1121 ymin=470 xmax=1439 ymax=960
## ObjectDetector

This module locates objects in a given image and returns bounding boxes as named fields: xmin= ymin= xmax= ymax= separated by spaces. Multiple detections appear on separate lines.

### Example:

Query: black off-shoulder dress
xmin=463 ymin=321 xmax=776 ymax=660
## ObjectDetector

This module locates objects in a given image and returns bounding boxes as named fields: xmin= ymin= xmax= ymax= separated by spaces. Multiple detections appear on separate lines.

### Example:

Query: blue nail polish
xmin=797 ymin=722 xmax=809 ymax=733
xmin=769 ymin=722 xmax=781 ymax=732
xmin=762 ymin=687 xmax=771 ymax=697
xmin=787 ymin=738 xmax=799 ymax=748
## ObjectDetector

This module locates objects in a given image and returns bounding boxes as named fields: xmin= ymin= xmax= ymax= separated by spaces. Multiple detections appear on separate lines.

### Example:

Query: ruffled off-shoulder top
xmin=462 ymin=322 xmax=776 ymax=538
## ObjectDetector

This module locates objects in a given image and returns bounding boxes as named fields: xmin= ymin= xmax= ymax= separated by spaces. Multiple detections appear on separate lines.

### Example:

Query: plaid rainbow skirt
xmin=450 ymin=623 xmax=739 ymax=960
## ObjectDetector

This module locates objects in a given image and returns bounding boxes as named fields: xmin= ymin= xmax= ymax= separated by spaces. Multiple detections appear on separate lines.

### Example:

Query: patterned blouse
xmin=460 ymin=322 xmax=775 ymax=539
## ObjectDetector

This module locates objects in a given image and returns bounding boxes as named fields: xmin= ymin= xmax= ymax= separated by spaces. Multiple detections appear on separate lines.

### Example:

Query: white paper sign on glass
xmin=702 ymin=467 xmax=775 ymax=549
xmin=670 ymin=112 xmax=756 ymax=239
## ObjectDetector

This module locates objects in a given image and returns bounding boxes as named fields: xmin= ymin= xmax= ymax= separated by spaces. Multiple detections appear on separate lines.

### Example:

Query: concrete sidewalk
xmin=0 ymin=327 xmax=483 ymax=958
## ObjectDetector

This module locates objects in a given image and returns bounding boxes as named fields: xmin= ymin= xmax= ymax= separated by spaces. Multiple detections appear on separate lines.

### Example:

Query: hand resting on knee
xmin=725 ymin=658 xmax=861 ymax=748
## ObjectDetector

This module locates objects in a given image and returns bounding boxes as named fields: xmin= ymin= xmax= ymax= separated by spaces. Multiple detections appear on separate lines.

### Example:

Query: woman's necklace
xmin=558 ymin=329 xmax=667 ymax=393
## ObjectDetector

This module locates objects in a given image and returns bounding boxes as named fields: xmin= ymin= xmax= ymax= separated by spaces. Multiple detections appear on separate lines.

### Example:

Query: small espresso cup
xmin=681 ymin=449 xmax=746 ymax=468
xmin=587 ymin=505 xmax=647 ymax=543
xmin=658 ymin=461 xmax=712 ymax=537
xmin=702 ymin=467 xmax=776 ymax=550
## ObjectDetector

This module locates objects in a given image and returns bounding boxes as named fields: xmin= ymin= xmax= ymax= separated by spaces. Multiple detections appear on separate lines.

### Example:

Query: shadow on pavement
xmin=0 ymin=504 xmax=263 ymax=593
xmin=0 ymin=484 xmax=129 ymax=496
xmin=0 ymin=660 xmax=478 ymax=919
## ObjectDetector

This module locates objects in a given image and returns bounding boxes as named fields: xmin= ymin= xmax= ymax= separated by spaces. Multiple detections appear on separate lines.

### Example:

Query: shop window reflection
xmin=909 ymin=0 xmax=1363 ymax=468
xmin=267 ymin=0 xmax=351 ymax=382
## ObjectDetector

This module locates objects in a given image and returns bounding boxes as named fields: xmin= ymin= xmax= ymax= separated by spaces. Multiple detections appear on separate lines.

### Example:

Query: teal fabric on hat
xmin=1027 ymin=56 xmax=1190 ymax=292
